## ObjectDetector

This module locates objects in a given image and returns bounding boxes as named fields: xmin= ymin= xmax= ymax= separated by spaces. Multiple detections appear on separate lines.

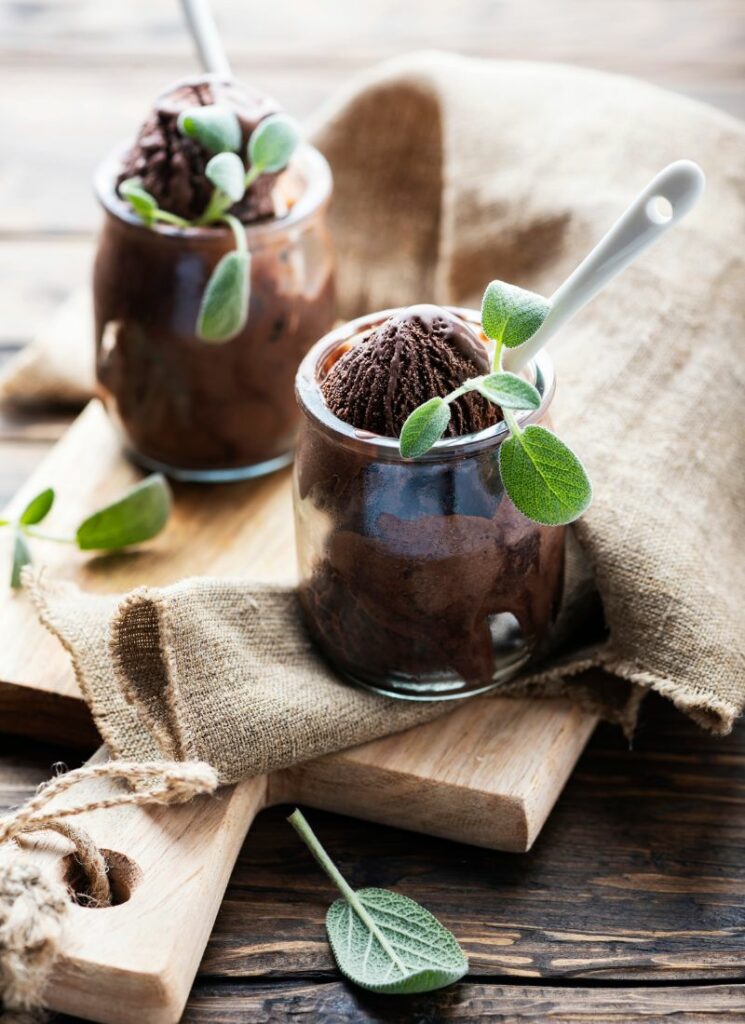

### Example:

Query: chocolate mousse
xmin=93 ymin=80 xmax=336 ymax=479
xmin=119 ymin=76 xmax=281 ymax=223
xmin=321 ymin=305 xmax=500 ymax=437
xmin=294 ymin=308 xmax=566 ymax=698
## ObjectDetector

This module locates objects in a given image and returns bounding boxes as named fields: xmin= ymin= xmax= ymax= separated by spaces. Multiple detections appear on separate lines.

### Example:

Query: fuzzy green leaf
xmin=19 ymin=488 xmax=55 ymax=526
xmin=119 ymin=178 xmax=158 ymax=223
xmin=248 ymin=113 xmax=301 ymax=173
xmin=205 ymin=152 xmax=246 ymax=203
xmin=288 ymin=809 xmax=467 ymax=997
xmin=499 ymin=424 xmax=592 ymax=525
xmin=177 ymin=104 xmax=242 ymax=154
xmin=481 ymin=280 xmax=550 ymax=349
xmin=10 ymin=529 xmax=31 ymax=588
xmin=197 ymin=250 xmax=250 ymax=342
xmin=76 ymin=474 xmax=172 ymax=551
xmin=474 ymin=372 xmax=541 ymax=411
xmin=399 ymin=398 xmax=451 ymax=458
xmin=327 ymin=889 xmax=468 ymax=995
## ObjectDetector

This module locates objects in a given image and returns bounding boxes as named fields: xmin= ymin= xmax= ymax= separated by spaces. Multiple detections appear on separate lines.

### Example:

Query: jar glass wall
xmin=293 ymin=309 xmax=565 ymax=701
xmin=93 ymin=145 xmax=336 ymax=481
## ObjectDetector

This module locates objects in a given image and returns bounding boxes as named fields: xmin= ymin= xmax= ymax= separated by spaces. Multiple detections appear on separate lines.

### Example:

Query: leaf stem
xmin=244 ymin=164 xmax=263 ymax=189
xmin=220 ymin=213 xmax=248 ymax=253
xmin=288 ymin=809 xmax=407 ymax=973
xmin=151 ymin=209 xmax=191 ymax=228
xmin=22 ymin=526 xmax=76 ymax=545
xmin=198 ymin=188 xmax=232 ymax=225
xmin=503 ymin=407 xmax=524 ymax=440
xmin=492 ymin=337 xmax=504 ymax=372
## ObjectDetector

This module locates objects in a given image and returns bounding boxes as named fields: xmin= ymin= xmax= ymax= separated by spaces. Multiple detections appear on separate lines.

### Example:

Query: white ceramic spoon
xmin=504 ymin=160 xmax=705 ymax=372
xmin=180 ymin=0 xmax=232 ymax=78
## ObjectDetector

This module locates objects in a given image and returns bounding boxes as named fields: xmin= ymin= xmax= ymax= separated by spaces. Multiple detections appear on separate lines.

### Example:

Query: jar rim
xmin=93 ymin=142 xmax=333 ymax=241
xmin=295 ymin=307 xmax=557 ymax=462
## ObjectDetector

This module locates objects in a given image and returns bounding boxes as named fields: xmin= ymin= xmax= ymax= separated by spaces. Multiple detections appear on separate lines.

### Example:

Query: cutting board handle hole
xmin=64 ymin=848 xmax=143 ymax=907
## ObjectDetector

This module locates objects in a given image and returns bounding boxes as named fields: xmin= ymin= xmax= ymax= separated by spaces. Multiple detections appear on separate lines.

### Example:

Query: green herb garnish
xmin=398 ymin=281 xmax=592 ymax=526
xmin=288 ymin=809 xmax=468 ymax=995
xmin=2 ymin=474 xmax=172 ymax=587
xmin=118 ymin=108 xmax=301 ymax=343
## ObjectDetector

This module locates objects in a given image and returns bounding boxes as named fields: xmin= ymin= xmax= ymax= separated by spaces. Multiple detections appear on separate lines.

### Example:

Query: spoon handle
xmin=180 ymin=0 xmax=232 ymax=78
xmin=505 ymin=160 xmax=705 ymax=371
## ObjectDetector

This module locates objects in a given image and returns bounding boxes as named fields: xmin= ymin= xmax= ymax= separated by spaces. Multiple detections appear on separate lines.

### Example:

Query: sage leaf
xmin=177 ymin=105 xmax=242 ymax=154
xmin=205 ymin=152 xmax=246 ymax=203
xmin=499 ymin=424 xmax=592 ymax=525
xmin=248 ymin=113 xmax=301 ymax=173
xmin=20 ymin=488 xmax=55 ymax=526
xmin=10 ymin=529 xmax=31 ymax=588
xmin=197 ymin=250 xmax=250 ymax=342
xmin=474 ymin=372 xmax=541 ymax=411
xmin=399 ymin=398 xmax=451 ymax=459
xmin=288 ymin=810 xmax=468 ymax=995
xmin=76 ymin=474 xmax=172 ymax=551
xmin=119 ymin=178 xmax=158 ymax=224
xmin=481 ymin=280 xmax=550 ymax=349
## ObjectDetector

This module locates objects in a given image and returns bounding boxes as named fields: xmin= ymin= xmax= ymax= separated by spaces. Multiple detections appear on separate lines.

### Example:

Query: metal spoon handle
xmin=505 ymin=160 xmax=705 ymax=371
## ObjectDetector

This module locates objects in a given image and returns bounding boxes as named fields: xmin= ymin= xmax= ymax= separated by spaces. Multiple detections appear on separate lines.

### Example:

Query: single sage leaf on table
xmin=473 ymin=372 xmax=541 ymax=411
xmin=248 ymin=113 xmax=301 ymax=172
xmin=481 ymin=279 xmax=550 ymax=348
xmin=177 ymin=104 xmax=242 ymax=154
xmin=119 ymin=178 xmax=158 ymax=224
xmin=327 ymin=888 xmax=469 ymax=995
xmin=399 ymin=397 xmax=451 ymax=458
xmin=19 ymin=487 xmax=55 ymax=526
xmin=197 ymin=250 xmax=251 ymax=342
xmin=205 ymin=152 xmax=246 ymax=203
xmin=288 ymin=809 xmax=468 ymax=995
xmin=499 ymin=424 xmax=592 ymax=526
xmin=11 ymin=529 xmax=32 ymax=588
xmin=76 ymin=474 xmax=172 ymax=551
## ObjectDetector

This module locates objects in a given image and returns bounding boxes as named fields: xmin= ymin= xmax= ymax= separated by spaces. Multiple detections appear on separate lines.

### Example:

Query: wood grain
xmin=4 ymin=697 xmax=745 ymax=1021
xmin=1 ymin=1 xmax=743 ymax=1020
xmin=176 ymin=981 xmax=745 ymax=1022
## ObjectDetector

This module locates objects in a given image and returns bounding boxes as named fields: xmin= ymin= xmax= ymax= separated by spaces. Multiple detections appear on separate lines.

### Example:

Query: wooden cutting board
xmin=1 ymin=400 xmax=597 ymax=1024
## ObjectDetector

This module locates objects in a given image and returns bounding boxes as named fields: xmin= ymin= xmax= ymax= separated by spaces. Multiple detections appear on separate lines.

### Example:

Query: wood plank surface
xmin=4 ymin=695 xmax=745 ymax=1021
xmin=1 ymin=0 xmax=742 ymax=1020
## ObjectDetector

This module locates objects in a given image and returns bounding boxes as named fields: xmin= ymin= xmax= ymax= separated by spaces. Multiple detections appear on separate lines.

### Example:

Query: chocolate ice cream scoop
xmin=119 ymin=76 xmax=281 ymax=223
xmin=321 ymin=304 xmax=501 ymax=438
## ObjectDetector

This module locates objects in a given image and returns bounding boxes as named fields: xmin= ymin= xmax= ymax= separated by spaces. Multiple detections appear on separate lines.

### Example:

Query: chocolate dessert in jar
xmin=93 ymin=76 xmax=335 ymax=481
xmin=293 ymin=301 xmax=586 ymax=700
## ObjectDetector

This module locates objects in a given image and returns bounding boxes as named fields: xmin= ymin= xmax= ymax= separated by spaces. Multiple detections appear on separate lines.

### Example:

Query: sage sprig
xmin=119 ymin=109 xmax=301 ymax=343
xmin=2 ymin=474 xmax=172 ymax=587
xmin=288 ymin=809 xmax=468 ymax=995
xmin=398 ymin=281 xmax=592 ymax=526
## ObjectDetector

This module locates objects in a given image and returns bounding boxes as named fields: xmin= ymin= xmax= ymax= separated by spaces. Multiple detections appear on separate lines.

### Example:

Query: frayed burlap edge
xmin=24 ymin=570 xmax=130 ymax=764
xmin=518 ymin=643 xmax=739 ymax=737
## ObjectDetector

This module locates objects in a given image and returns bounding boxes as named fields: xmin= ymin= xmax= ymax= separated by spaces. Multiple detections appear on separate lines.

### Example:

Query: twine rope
xmin=0 ymin=760 xmax=219 ymax=1020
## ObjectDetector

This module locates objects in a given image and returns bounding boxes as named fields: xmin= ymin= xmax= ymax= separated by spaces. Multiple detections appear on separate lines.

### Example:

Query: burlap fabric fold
xmin=17 ymin=55 xmax=745 ymax=779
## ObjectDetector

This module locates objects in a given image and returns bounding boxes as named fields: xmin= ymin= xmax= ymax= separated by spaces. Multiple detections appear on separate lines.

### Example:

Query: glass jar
xmin=93 ymin=144 xmax=335 ymax=481
xmin=293 ymin=309 xmax=565 ymax=701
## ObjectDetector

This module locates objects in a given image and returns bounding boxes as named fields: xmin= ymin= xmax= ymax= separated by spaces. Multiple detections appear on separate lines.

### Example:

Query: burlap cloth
xmin=9 ymin=54 xmax=745 ymax=783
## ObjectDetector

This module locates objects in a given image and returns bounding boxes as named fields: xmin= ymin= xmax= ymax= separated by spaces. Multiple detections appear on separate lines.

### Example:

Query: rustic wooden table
xmin=1 ymin=2 xmax=743 ymax=1020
